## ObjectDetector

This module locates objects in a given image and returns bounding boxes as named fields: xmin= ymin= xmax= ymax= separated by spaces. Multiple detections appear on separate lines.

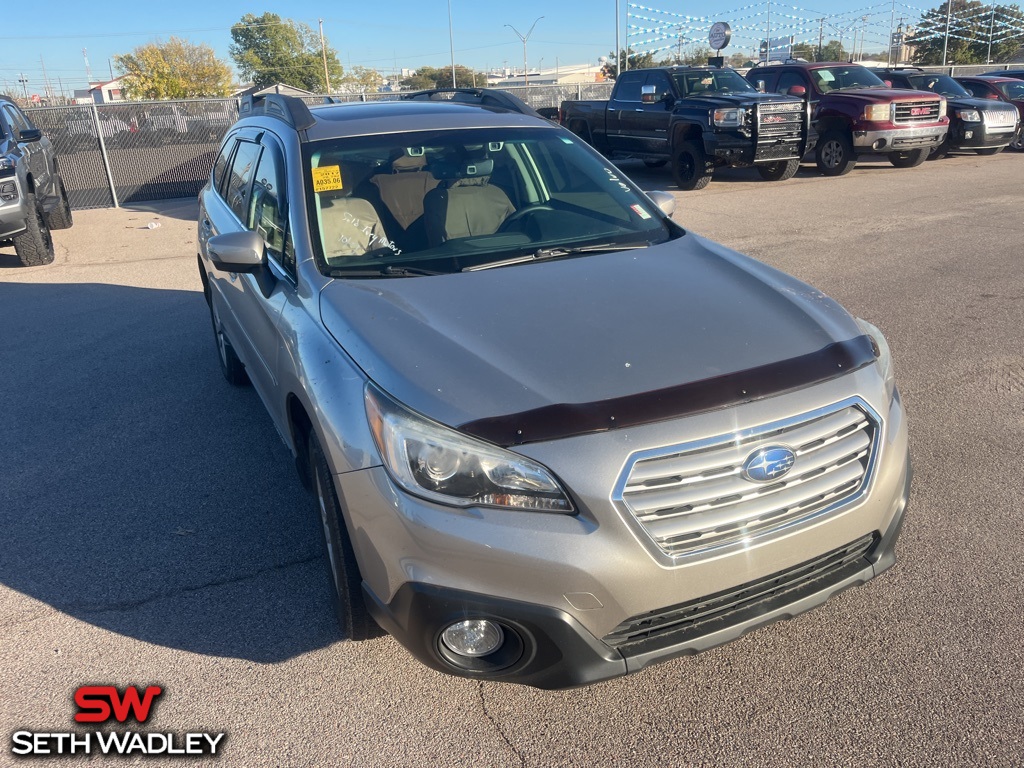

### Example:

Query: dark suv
xmin=0 ymin=95 xmax=73 ymax=266
xmin=747 ymin=61 xmax=949 ymax=175
xmin=876 ymin=68 xmax=1018 ymax=157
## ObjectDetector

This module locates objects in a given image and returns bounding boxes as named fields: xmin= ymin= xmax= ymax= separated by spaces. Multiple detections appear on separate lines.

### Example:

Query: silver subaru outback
xmin=197 ymin=91 xmax=910 ymax=689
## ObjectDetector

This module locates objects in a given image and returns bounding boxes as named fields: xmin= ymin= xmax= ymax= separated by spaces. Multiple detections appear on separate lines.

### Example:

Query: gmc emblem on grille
xmin=910 ymin=107 xmax=931 ymax=116
xmin=762 ymin=115 xmax=785 ymax=124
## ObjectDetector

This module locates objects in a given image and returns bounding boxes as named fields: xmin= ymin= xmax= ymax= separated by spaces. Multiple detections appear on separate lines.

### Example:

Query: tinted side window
xmin=777 ymin=72 xmax=806 ymax=94
xmin=249 ymin=143 xmax=294 ymax=277
xmin=750 ymin=70 xmax=778 ymax=93
xmin=614 ymin=73 xmax=645 ymax=103
xmin=645 ymin=71 xmax=673 ymax=100
xmin=225 ymin=141 xmax=261 ymax=223
xmin=212 ymin=140 xmax=235 ymax=195
xmin=3 ymin=104 xmax=30 ymax=135
xmin=962 ymin=82 xmax=988 ymax=98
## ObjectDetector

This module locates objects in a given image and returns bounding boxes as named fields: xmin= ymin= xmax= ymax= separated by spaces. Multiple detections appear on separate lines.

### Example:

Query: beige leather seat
xmin=423 ymin=158 xmax=515 ymax=245
xmin=317 ymin=163 xmax=388 ymax=260
xmin=369 ymin=154 xmax=440 ymax=230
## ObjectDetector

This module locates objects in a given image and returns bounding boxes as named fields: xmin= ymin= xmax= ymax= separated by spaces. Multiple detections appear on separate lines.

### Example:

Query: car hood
xmin=319 ymin=234 xmax=869 ymax=445
xmin=689 ymin=92 xmax=802 ymax=108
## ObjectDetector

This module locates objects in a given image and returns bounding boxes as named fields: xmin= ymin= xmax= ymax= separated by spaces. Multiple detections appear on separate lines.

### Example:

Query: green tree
xmin=819 ymin=40 xmax=850 ymax=61
xmin=113 ymin=38 xmax=233 ymax=99
xmin=336 ymin=66 xmax=384 ymax=94
xmin=601 ymin=49 xmax=675 ymax=79
xmin=230 ymin=12 xmax=343 ymax=92
xmin=909 ymin=1 xmax=1024 ymax=64
xmin=399 ymin=65 xmax=479 ymax=90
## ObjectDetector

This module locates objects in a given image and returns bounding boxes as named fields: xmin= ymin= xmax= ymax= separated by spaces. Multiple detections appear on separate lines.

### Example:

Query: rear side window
xmin=777 ymin=72 xmax=806 ymax=94
xmin=212 ymin=140 xmax=235 ymax=195
xmin=225 ymin=141 xmax=261 ymax=223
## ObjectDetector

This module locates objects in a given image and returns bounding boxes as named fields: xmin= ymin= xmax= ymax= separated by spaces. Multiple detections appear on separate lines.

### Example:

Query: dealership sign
xmin=709 ymin=22 xmax=732 ymax=50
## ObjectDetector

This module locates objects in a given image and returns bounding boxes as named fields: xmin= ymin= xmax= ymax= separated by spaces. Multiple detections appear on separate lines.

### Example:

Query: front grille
xmin=754 ymin=143 xmax=800 ymax=160
xmin=984 ymin=109 xmax=1018 ymax=128
xmin=603 ymin=533 xmax=878 ymax=650
xmin=615 ymin=399 xmax=879 ymax=558
xmin=756 ymin=101 xmax=804 ymax=140
xmin=894 ymin=99 xmax=941 ymax=124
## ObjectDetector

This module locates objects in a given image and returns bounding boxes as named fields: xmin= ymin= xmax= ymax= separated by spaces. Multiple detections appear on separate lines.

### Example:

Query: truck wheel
xmin=12 ymin=194 xmax=55 ymax=267
xmin=976 ymin=146 xmax=1003 ymax=156
xmin=815 ymin=131 xmax=856 ymax=176
xmin=927 ymin=138 xmax=950 ymax=160
xmin=44 ymin=177 xmax=74 ymax=231
xmin=888 ymin=148 xmax=928 ymax=168
xmin=1010 ymin=128 xmax=1024 ymax=151
xmin=757 ymin=158 xmax=800 ymax=182
xmin=671 ymin=141 xmax=713 ymax=191
xmin=644 ymin=159 xmax=668 ymax=168
xmin=309 ymin=430 xmax=378 ymax=641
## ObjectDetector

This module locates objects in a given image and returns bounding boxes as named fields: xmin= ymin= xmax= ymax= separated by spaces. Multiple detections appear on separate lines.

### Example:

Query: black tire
xmin=927 ymin=138 xmax=949 ymax=160
xmin=643 ymin=158 xmax=668 ymax=168
xmin=815 ymin=131 xmax=856 ymax=176
xmin=671 ymin=141 xmax=713 ymax=191
xmin=976 ymin=146 xmax=1003 ymax=156
xmin=888 ymin=148 xmax=929 ymax=168
xmin=44 ymin=177 xmax=74 ymax=231
xmin=1009 ymin=127 xmax=1024 ymax=151
xmin=757 ymin=158 xmax=800 ymax=182
xmin=12 ymin=194 xmax=55 ymax=267
xmin=208 ymin=298 xmax=249 ymax=386
xmin=309 ymin=430 xmax=377 ymax=641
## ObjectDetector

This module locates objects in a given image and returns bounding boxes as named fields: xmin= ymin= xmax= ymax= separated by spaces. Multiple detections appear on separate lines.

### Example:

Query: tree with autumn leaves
xmin=114 ymin=38 xmax=233 ymax=99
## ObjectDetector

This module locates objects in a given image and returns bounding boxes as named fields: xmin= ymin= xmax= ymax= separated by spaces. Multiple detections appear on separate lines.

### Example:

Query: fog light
xmin=441 ymin=619 xmax=504 ymax=657
xmin=0 ymin=182 xmax=16 ymax=201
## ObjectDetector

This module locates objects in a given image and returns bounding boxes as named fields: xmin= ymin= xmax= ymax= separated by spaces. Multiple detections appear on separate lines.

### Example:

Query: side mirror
xmin=645 ymin=190 xmax=676 ymax=218
xmin=207 ymin=230 xmax=266 ymax=274
xmin=756 ymin=79 xmax=766 ymax=93
xmin=787 ymin=85 xmax=807 ymax=98
xmin=18 ymin=128 xmax=42 ymax=143
xmin=640 ymin=92 xmax=657 ymax=104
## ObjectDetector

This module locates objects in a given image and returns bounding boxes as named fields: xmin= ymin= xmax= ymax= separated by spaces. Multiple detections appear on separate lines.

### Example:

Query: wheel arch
xmin=670 ymin=121 xmax=702 ymax=148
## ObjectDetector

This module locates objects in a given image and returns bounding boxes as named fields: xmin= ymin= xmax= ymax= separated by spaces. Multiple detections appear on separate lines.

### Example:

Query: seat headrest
xmin=392 ymin=154 xmax=428 ymax=172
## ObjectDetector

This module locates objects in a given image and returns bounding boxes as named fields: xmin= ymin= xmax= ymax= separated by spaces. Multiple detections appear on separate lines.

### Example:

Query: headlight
xmin=364 ymin=384 xmax=574 ymax=513
xmin=863 ymin=103 xmax=892 ymax=122
xmin=938 ymin=96 xmax=947 ymax=117
xmin=855 ymin=318 xmax=896 ymax=402
xmin=713 ymin=108 xmax=745 ymax=128
xmin=956 ymin=109 xmax=981 ymax=122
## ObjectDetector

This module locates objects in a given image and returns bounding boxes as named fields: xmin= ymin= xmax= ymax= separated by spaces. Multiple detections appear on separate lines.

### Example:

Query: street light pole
xmin=318 ymin=19 xmax=331 ymax=94
xmin=505 ymin=17 xmax=544 ymax=87
xmin=448 ymin=0 xmax=457 ymax=87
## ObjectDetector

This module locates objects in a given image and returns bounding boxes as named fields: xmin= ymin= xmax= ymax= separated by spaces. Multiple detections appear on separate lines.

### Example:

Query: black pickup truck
xmin=560 ymin=66 xmax=813 ymax=190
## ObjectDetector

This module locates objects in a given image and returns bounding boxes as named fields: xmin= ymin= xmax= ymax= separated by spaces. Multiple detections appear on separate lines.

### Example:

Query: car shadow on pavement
xmin=0 ymin=281 xmax=343 ymax=663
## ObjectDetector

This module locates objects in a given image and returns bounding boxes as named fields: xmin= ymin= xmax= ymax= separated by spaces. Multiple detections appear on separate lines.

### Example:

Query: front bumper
xmin=340 ymin=370 xmax=911 ymax=689
xmin=852 ymin=125 xmax=947 ymax=152
xmin=0 ymin=177 xmax=29 ymax=239
xmin=947 ymin=117 xmax=1018 ymax=150
xmin=365 ymin=471 xmax=909 ymax=689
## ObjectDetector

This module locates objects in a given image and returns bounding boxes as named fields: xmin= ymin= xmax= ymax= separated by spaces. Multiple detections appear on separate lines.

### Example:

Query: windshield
xmin=811 ymin=65 xmax=886 ymax=92
xmin=303 ymin=127 xmax=673 ymax=276
xmin=672 ymin=69 xmax=755 ymax=96
xmin=996 ymin=80 xmax=1024 ymax=100
xmin=907 ymin=74 xmax=970 ymax=98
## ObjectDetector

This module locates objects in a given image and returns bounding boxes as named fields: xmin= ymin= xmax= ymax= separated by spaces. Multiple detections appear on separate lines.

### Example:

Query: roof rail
xmin=399 ymin=87 xmax=542 ymax=118
xmin=238 ymin=93 xmax=315 ymax=131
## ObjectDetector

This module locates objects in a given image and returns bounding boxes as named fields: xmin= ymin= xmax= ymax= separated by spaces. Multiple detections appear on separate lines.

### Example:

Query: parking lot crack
xmin=477 ymin=681 xmax=527 ymax=767
xmin=57 ymin=553 xmax=322 ymax=615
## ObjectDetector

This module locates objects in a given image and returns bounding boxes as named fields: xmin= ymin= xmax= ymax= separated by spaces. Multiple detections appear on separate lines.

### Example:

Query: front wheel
xmin=927 ymin=138 xmax=950 ymax=160
xmin=757 ymin=158 xmax=800 ymax=182
xmin=309 ymin=430 xmax=378 ymax=641
xmin=888 ymin=148 xmax=929 ymax=168
xmin=671 ymin=141 xmax=713 ymax=191
xmin=44 ymin=177 xmax=74 ymax=231
xmin=815 ymin=131 xmax=856 ymax=176
xmin=1009 ymin=127 xmax=1024 ymax=151
xmin=12 ymin=194 xmax=55 ymax=267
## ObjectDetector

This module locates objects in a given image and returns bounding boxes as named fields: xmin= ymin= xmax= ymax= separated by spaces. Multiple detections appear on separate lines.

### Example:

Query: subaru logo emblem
xmin=742 ymin=446 xmax=796 ymax=483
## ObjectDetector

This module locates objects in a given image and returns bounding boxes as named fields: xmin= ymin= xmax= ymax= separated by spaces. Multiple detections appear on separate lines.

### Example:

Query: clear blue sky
xmin=0 ymin=0 xmax=934 ymax=97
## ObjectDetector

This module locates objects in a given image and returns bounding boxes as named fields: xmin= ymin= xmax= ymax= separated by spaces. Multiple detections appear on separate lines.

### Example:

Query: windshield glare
xmin=907 ymin=74 xmax=970 ymax=98
xmin=304 ymin=127 xmax=672 ymax=275
xmin=812 ymin=66 xmax=885 ymax=92
xmin=673 ymin=69 xmax=754 ymax=95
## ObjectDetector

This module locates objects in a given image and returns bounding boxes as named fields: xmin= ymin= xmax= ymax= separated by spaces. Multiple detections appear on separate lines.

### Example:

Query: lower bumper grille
xmin=603 ymin=532 xmax=878 ymax=651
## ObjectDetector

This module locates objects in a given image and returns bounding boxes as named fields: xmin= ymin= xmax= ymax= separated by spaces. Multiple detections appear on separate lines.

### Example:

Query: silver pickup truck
xmin=197 ymin=91 xmax=911 ymax=689
xmin=0 ymin=95 xmax=73 ymax=266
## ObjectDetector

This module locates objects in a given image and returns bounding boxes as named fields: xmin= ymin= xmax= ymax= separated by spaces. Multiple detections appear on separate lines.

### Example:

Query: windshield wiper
xmin=328 ymin=264 xmax=443 ymax=278
xmin=464 ymin=243 xmax=646 ymax=272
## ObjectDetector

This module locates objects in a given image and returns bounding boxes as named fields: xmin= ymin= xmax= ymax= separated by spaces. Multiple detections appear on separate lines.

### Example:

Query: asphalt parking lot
xmin=2 ymin=151 xmax=1022 ymax=767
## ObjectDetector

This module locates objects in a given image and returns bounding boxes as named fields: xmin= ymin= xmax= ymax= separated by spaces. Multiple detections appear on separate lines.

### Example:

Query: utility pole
xmin=818 ymin=18 xmax=825 ymax=61
xmin=888 ymin=0 xmax=897 ymax=65
xmin=40 ymin=56 xmax=53 ymax=102
xmin=319 ymin=19 xmax=332 ymax=94
xmin=505 ymin=17 xmax=543 ymax=87
xmin=766 ymin=0 xmax=772 ymax=62
xmin=18 ymin=73 xmax=28 ymax=99
xmin=987 ymin=3 xmax=996 ymax=64
xmin=615 ymin=0 xmax=620 ymax=77
xmin=83 ymin=48 xmax=93 ymax=84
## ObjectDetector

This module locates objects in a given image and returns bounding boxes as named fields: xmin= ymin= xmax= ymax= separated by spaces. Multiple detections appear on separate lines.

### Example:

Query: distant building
xmin=489 ymin=64 xmax=608 ymax=87
xmin=72 ymin=78 xmax=127 ymax=105
xmin=235 ymin=83 xmax=316 ymax=99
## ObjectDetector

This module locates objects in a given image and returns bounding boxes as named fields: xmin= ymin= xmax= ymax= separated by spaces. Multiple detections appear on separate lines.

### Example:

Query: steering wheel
xmin=498 ymin=204 xmax=556 ymax=231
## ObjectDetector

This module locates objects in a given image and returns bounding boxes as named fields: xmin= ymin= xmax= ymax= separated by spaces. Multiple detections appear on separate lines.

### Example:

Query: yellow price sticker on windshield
xmin=312 ymin=165 xmax=343 ymax=193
